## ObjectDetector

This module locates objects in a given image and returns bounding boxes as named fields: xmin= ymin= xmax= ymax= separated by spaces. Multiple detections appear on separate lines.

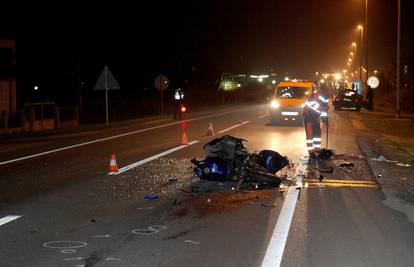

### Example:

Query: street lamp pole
xmin=365 ymin=0 xmax=369 ymax=80
xmin=396 ymin=0 xmax=401 ymax=119
xmin=352 ymin=43 xmax=357 ymax=74
xmin=358 ymin=26 xmax=364 ymax=83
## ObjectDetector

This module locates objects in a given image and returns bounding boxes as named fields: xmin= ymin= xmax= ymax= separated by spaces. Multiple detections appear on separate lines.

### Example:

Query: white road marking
xmin=258 ymin=114 xmax=268 ymax=119
xmin=109 ymin=140 xmax=199 ymax=175
xmin=0 ymin=215 xmax=22 ymax=226
xmin=261 ymin=159 xmax=307 ymax=267
xmin=0 ymin=108 xmax=248 ymax=166
xmin=217 ymin=121 xmax=250 ymax=134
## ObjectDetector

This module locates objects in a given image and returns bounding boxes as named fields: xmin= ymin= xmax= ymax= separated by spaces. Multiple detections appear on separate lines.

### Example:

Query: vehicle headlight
xmin=271 ymin=101 xmax=280 ymax=109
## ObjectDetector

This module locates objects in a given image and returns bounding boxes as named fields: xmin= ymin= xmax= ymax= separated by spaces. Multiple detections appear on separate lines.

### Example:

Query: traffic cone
xmin=207 ymin=122 xmax=215 ymax=136
xmin=109 ymin=154 xmax=118 ymax=173
xmin=180 ymin=131 xmax=188 ymax=145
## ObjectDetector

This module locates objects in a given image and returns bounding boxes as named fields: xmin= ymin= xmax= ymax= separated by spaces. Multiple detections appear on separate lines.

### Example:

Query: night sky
xmin=1 ymin=0 xmax=412 ymax=105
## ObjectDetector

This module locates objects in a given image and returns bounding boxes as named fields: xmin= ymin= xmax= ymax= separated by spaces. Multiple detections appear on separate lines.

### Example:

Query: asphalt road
xmin=0 ymin=104 xmax=413 ymax=267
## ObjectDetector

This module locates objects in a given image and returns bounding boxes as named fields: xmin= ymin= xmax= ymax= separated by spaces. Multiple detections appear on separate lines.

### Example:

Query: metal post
xmin=160 ymin=78 xmax=163 ymax=116
xmin=105 ymin=67 xmax=109 ymax=125
xmin=365 ymin=0 xmax=369 ymax=81
xmin=360 ymin=28 xmax=363 ymax=83
xmin=396 ymin=0 xmax=401 ymax=119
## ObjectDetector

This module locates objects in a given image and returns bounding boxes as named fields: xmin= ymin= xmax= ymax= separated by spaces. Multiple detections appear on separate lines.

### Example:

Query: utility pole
xmin=396 ymin=0 xmax=401 ymax=119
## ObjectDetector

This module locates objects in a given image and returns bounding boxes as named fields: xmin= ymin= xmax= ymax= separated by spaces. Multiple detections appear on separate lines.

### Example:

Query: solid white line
xmin=261 ymin=159 xmax=307 ymax=267
xmin=0 ymin=215 xmax=22 ymax=226
xmin=217 ymin=121 xmax=250 ymax=134
xmin=0 ymin=108 xmax=249 ymax=166
xmin=258 ymin=114 xmax=268 ymax=119
xmin=110 ymin=140 xmax=199 ymax=175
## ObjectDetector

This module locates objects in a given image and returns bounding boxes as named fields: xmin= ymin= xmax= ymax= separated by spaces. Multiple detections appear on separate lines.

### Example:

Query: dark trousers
xmin=174 ymin=101 xmax=182 ymax=119
xmin=303 ymin=112 xmax=321 ymax=154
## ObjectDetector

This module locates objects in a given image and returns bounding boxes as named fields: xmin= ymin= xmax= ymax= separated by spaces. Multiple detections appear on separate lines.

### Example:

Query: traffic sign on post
xmin=154 ymin=75 xmax=169 ymax=116
xmin=367 ymin=76 xmax=380 ymax=89
xmin=93 ymin=66 xmax=120 ymax=125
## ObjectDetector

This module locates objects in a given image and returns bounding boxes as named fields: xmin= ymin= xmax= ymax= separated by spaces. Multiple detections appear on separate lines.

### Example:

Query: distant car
xmin=333 ymin=89 xmax=362 ymax=111
xmin=269 ymin=80 xmax=315 ymax=125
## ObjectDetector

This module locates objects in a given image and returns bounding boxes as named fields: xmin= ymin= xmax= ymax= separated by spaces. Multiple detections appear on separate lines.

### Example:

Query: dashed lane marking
xmin=0 ymin=108 xmax=249 ymax=166
xmin=217 ymin=121 xmax=250 ymax=134
xmin=109 ymin=140 xmax=199 ymax=175
xmin=0 ymin=215 xmax=22 ymax=226
xmin=258 ymin=114 xmax=268 ymax=119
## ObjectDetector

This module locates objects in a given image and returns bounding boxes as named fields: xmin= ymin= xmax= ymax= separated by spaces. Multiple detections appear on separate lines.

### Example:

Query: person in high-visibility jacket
xmin=173 ymin=88 xmax=184 ymax=120
xmin=302 ymin=83 xmax=330 ymax=157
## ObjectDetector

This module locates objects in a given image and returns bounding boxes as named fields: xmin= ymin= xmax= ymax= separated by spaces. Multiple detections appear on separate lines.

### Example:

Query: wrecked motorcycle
xmin=191 ymin=135 xmax=289 ymax=188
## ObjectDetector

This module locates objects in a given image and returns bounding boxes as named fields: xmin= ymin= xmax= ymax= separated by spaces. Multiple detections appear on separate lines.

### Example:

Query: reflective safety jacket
xmin=303 ymin=90 xmax=329 ymax=118
xmin=174 ymin=89 xmax=184 ymax=100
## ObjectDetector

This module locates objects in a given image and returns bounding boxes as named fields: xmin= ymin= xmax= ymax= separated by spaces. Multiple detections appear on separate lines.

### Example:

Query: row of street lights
xmin=344 ymin=0 xmax=401 ymax=118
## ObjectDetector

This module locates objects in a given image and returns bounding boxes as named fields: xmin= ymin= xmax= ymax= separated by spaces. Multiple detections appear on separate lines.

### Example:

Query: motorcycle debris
xmin=144 ymin=193 xmax=159 ymax=200
xmin=339 ymin=162 xmax=354 ymax=168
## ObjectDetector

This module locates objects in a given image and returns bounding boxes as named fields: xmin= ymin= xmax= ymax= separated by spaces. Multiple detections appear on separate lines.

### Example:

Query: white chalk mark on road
xmin=0 ymin=108 xmax=248 ymax=166
xmin=110 ymin=140 xmax=199 ymax=175
xmin=0 ymin=215 xmax=22 ymax=226
xmin=217 ymin=121 xmax=250 ymax=134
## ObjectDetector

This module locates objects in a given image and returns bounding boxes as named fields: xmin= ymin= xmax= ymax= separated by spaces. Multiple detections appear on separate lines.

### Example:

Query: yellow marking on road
xmin=304 ymin=179 xmax=377 ymax=185
xmin=305 ymin=182 xmax=379 ymax=188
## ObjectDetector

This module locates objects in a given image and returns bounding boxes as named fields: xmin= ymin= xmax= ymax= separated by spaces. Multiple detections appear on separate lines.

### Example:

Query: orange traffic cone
xmin=207 ymin=122 xmax=215 ymax=136
xmin=180 ymin=131 xmax=188 ymax=145
xmin=109 ymin=154 xmax=118 ymax=173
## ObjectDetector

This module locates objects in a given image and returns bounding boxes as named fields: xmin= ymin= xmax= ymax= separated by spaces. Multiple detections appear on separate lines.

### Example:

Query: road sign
xmin=154 ymin=75 xmax=169 ymax=91
xmin=93 ymin=66 xmax=120 ymax=125
xmin=154 ymin=75 xmax=169 ymax=116
xmin=93 ymin=66 xmax=120 ymax=90
xmin=367 ymin=76 xmax=380 ymax=89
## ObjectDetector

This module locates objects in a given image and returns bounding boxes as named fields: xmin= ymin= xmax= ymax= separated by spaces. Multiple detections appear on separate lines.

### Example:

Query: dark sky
xmin=1 ymin=0 xmax=412 ymax=104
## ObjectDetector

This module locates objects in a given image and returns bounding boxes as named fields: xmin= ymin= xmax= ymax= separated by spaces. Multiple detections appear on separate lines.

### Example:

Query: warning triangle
xmin=93 ymin=66 xmax=120 ymax=90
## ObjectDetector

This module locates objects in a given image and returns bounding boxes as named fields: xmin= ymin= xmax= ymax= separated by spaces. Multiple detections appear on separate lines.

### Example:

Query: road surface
xmin=1 ymin=104 xmax=413 ymax=267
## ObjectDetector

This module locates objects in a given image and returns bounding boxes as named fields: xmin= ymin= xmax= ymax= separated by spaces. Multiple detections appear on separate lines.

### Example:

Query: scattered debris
xmin=184 ymin=240 xmax=200 ymax=245
xmin=60 ymin=250 xmax=77 ymax=254
xmin=163 ymin=231 xmax=188 ymax=240
xmin=64 ymin=257 xmax=83 ymax=261
xmin=144 ymin=193 xmax=159 ymax=200
xmin=137 ymin=206 xmax=155 ymax=210
xmin=261 ymin=202 xmax=277 ymax=207
xmin=106 ymin=258 xmax=122 ymax=261
xmin=90 ymin=219 xmax=96 ymax=223
xmin=339 ymin=162 xmax=354 ymax=168
xmin=92 ymin=234 xmax=111 ymax=238
xmin=371 ymin=155 xmax=387 ymax=162
xmin=149 ymin=225 xmax=167 ymax=231
xmin=397 ymin=163 xmax=412 ymax=167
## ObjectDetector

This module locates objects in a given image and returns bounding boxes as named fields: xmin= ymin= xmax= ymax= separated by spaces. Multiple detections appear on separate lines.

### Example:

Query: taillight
xmin=181 ymin=106 xmax=187 ymax=112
